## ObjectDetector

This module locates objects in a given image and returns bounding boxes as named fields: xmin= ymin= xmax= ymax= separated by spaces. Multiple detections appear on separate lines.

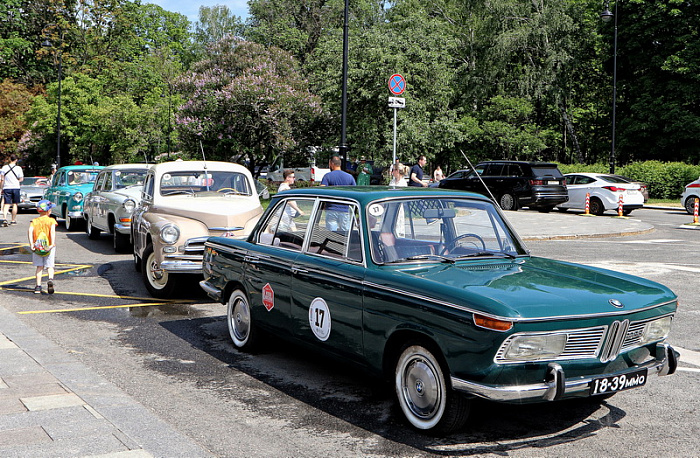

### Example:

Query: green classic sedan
xmin=200 ymin=187 xmax=679 ymax=434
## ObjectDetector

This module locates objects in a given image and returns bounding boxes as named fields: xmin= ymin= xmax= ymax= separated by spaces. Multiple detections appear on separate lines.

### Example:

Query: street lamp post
xmin=601 ymin=1 xmax=618 ymax=174
xmin=42 ymin=34 xmax=63 ymax=169
xmin=339 ymin=0 xmax=350 ymax=165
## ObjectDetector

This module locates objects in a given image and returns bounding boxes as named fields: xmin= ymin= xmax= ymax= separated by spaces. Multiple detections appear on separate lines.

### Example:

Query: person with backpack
xmin=28 ymin=199 xmax=58 ymax=294
xmin=1 ymin=154 xmax=24 ymax=226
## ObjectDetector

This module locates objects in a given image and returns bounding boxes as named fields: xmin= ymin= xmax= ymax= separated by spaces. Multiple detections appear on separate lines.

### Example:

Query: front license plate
xmin=590 ymin=368 xmax=648 ymax=395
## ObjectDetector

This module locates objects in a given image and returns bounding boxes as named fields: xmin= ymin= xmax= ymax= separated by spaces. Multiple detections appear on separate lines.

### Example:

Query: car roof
xmin=100 ymin=163 xmax=151 ymax=171
xmin=57 ymin=165 xmax=104 ymax=171
xmin=275 ymin=186 xmax=491 ymax=206
xmin=477 ymin=161 xmax=558 ymax=166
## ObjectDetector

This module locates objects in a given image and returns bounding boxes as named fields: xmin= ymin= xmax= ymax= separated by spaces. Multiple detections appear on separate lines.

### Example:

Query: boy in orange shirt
xmin=28 ymin=200 xmax=58 ymax=294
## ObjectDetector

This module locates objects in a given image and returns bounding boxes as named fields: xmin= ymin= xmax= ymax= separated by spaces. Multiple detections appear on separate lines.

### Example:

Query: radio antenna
xmin=459 ymin=150 xmax=500 ymax=209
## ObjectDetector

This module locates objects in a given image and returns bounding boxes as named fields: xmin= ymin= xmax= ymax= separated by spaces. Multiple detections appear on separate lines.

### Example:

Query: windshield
xmin=159 ymin=170 xmax=252 ymax=196
xmin=115 ymin=169 xmax=147 ymax=188
xmin=22 ymin=177 xmax=48 ymax=186
xmin=368 ymin=198 xmax=527 ymax=264
xmin=67 ymin=169 xmax=100 ymax=185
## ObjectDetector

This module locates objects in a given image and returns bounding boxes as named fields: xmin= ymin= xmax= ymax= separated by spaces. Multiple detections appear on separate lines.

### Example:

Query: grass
xmin=647 ymin=198 xmax=682 ymax=207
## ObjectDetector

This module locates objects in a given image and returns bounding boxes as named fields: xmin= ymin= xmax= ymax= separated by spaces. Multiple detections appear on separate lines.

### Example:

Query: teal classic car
xmin=200 ymin=187 xmax=679 ymax=434
xmin=44 ymin=165 xmax=104 ymax=230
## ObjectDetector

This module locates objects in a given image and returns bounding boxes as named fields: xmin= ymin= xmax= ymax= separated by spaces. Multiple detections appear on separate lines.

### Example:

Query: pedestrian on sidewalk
xmin=28 ymin=200 xmax=58 ymax=294
xmin=1 ymin=154 xmax=24 ymax=225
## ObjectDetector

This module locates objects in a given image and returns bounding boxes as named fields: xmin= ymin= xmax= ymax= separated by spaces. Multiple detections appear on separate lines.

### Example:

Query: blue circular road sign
xmin=388 ymin=74 xmax=406 ymax=95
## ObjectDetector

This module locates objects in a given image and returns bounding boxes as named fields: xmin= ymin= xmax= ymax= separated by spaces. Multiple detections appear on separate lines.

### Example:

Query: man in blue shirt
xmin=321 ymin=156 xmax=356 ymax=186
xmin=409 ymin=155 xmax=428 ymax=187
xmin=321 ymin=156 xmax=355 ymax=231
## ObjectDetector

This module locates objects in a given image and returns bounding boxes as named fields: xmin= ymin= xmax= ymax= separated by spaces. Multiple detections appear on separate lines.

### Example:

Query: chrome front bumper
xmin=451 ymin=343 xmax=678 ymax=402
xmin=199 ymin=280 xmax=222 ymax=302
xmin=160 ymin=259 xmax=202 ymax=273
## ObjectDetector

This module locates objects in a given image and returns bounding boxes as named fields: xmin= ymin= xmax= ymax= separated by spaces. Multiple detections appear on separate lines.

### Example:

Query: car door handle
xmin=244 ymin=254 xmax=270 ymax=264
xmin=291 ymin=266 xmax=308 ymax=275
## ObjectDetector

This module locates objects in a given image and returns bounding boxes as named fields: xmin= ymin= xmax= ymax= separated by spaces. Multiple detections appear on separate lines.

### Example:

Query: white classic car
xmin=131 ymin=160 xmax=263 ymax=298
xmin=83 ymin=164 xmax=150 ymax=252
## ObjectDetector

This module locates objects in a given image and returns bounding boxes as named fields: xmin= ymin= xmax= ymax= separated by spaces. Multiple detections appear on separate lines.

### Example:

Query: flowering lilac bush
xmin=175 ymin=36 xmax=329 ymax=166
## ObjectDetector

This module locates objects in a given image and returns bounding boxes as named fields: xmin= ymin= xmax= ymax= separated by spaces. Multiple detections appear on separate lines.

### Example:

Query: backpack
xmin=33 ymin=229 xmax=51 ymax=256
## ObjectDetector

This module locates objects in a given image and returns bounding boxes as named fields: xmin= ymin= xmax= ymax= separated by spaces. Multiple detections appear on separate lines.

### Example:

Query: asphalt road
xmin=0 ymin=207 xmax=698 ymax=457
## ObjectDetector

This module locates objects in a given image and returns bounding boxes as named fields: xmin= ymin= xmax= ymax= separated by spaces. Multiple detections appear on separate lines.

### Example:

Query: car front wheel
xmin=141 ymin=243 xmax=176 ymax=298
xmin=227 ymin=289 xmax=257 ymax=351
xmin=394 ymin=343 xmax=469 ymax=434
xmin=65 ymin=213 xmax=83 ymax=231
xmin=589 ymin=197 xmax=605 ymax=216
xmin=86 ymin=219 xmax=101 ymax=239
xmin=113 ymin=231 xmax=130 ymax=253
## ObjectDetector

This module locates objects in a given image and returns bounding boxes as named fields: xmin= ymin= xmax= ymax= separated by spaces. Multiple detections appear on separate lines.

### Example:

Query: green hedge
xmin=556 ymin=161 xmax=700 ymax=199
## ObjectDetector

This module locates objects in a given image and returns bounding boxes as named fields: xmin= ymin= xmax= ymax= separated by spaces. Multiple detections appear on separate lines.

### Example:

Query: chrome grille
xmin=494 ymin=315 xmax=668 ymax=364
xmin=183 ymin=236 xmax=209 ymax=254
xmin=599 ymin=319 xmax=630 ymax=363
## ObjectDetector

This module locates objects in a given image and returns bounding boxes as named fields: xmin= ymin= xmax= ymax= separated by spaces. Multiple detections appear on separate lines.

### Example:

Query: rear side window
xmin=308 ymin=201 xmax=362 ymax=262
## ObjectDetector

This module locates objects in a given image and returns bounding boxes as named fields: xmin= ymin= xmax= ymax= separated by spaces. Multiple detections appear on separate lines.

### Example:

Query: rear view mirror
xmin=423 ymin=208 xmax=456 ymax=219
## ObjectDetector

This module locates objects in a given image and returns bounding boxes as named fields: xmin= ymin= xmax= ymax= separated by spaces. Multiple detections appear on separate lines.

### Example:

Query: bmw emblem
xmin=609 ymin=299 xmax=624 ymax=308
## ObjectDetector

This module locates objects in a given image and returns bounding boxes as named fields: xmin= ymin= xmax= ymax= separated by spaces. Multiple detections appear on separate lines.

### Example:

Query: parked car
xmin=613 ymin=175 xmax=649 ymax=202
xmin=19 ymin=176 xmax=49 ymax=211
xmin=43 ymin=165 xmax=104 ymax=230
xmin=132 ymin=160 xmax=263 ymax=298
xmin=200 ymin=186 xmax=678 ymax=434
xmin=430 ymin=169 xmax=471 ymax=188
xmin=83 ymin=164 xmax=150 ymax=252
xmin=435 ymin=161 xmax=568 ymax=211
xmin=680 ymin=176 xmax=700 ymax=215
xmin=558 ymin=173 xmax=644 ymax=216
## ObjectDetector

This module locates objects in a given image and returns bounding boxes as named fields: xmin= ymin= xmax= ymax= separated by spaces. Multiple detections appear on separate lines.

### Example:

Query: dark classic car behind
xmin=200 ymin=187 xmax=678 ymax=434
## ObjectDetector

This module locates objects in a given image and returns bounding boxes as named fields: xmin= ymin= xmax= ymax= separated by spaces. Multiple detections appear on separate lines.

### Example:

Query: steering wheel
xmin=217 ymin=187 xmax=241 ymax=195
xmin=440 ymin=233 xmax=486 ymax=255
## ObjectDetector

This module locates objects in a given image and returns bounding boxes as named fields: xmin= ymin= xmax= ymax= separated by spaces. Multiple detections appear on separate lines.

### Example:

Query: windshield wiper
xmin=402 ymin=254 xmax=455 ymax=263
xmin=162 ymin=189 xmax=194 ymax=196
xmin=453 ymin=251 xmax=517 ymax=260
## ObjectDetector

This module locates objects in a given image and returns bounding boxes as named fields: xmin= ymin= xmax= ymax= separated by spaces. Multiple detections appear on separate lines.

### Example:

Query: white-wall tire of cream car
xmin=141 ymin=243 xmax=177 ymax=298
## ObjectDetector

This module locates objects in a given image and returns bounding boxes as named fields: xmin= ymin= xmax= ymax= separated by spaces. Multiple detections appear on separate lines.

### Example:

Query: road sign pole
xmin=393 ymin=107 xmax=397 ymax=168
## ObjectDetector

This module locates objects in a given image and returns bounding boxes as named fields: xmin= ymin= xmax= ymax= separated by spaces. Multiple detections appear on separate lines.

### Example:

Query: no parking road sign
xmin=388 ymin=74 xmax=406 ymax=95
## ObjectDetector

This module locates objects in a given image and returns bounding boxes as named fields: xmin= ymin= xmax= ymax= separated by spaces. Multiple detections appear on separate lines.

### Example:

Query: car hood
xmin=21 ymin=186 xmax=47 ymax=195
xmin=153 ymin=195 xmax=261 ymax=227
xmin=111 ymin=186 xmax=142 ymax=201
xmin=391 ymin=256 xmax=676 ymax=320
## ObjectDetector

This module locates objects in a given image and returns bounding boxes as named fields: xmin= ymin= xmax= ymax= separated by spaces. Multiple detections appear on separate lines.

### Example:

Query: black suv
xmin=437 ymin=161 xmax=568 ymax=211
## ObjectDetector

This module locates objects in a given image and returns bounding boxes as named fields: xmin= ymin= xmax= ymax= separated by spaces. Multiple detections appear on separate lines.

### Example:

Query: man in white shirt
xmin=1 ymin=154 xmax=24 ymax=225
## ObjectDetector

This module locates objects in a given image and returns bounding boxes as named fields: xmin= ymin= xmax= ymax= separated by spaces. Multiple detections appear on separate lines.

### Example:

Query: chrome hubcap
xmin=403 ymin=357 xmax=440 ymax=419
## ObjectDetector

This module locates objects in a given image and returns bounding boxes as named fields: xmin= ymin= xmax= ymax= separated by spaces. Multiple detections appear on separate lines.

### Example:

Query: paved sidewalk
xmin=504 ymin=208 xmax=655 ymax=240
xmin=0 ymin=306 xmax=212 ymax=458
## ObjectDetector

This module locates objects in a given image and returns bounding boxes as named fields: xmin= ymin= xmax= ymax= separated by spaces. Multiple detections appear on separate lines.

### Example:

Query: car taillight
xmin=529 ymin=179 xmax=544 ymax=185
xmin=688 ymin=183 xmax=700 ymax=188
xmin=603 ymin=186 xmax=627 ymax=192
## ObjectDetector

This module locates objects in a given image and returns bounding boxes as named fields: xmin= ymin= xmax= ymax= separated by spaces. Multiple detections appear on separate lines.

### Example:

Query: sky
xmin=147 ymin=0 xmax=250 ymax=25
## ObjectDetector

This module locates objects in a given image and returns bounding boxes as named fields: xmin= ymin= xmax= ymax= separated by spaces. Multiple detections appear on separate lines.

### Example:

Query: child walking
xmin=28 ymin=200 xmax=58 ymax=294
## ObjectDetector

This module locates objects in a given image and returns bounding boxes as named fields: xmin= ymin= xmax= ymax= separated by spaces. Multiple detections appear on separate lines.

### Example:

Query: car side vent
xmin=599 ymin=319 xmax=630 ymax=363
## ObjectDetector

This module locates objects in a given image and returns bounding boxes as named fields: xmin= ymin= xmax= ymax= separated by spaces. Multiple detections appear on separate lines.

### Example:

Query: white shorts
xmin=32 ymin=248 xmax=56 ymax=268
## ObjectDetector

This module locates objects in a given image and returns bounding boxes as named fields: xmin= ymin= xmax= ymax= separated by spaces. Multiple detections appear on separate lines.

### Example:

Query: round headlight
xmin=160 ymin=224 xmax=180 ymax=244
xmin=73 ymin=192 xmax=83 ymax=202
xmin=122 ymin=199 xmax=136 ymax=213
